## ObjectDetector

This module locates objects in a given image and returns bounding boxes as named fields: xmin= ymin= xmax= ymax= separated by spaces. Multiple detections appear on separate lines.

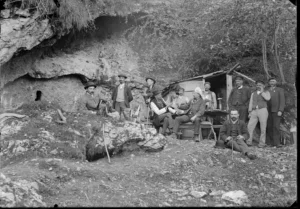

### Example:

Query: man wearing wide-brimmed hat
xmin=228 ymin=75 xmax=252 ymax=123
xmin=149 ymin=88 xmax=176 ymax=135
xmin=77 ymin=81 xmax=108 ymax=114
xmin=143 ymin=77 xmax=158 ymax=104
xmin=111 ymin=74 xmax=133 ymax=121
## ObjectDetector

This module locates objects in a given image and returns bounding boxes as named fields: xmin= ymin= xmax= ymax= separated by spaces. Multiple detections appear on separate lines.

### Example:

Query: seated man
xmin=76 ymin=81 xmax=108 ymax=114
xmin=217 ymin=109 xmax=257 ymax=160
xmin=150 ymin=88 xmax=176 ymax=136
xmin=173 ymin=87 xmax=190 ymax=113
xmin=172 ymin=87 xmax=206 ymax=142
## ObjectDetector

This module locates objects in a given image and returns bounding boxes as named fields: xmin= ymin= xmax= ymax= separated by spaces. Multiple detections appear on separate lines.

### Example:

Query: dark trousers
xmin=225 ymin=137 xmax=249 ymax=155
xmin=266 ymin=112 xmax=281 ymax=146
xmin=173 ymin=115 xmax=201 ymax=135
xmin=232 ymin=105 xmax=248 ymax=123
xmin=154 ymin=113 xmax=170 ymax=134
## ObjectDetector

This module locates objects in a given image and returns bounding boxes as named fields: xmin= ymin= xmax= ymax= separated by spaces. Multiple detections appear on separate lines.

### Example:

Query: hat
xmin=194 ymin=87 xmax=204 ymax=98
xmin=255 ymin=80 xmax=265 ymax=85
xmin=234 ymin=75 xmax=244 ymax=81
xmin=145 ymin=77 xmax=156 ymax=84
xmin=84 ymin=81 xmax=97 ymax=89
xmin=152 ymin=88 xmax=162 ymax=96
xmin=118 ymin=74 xmax=127 ymax=79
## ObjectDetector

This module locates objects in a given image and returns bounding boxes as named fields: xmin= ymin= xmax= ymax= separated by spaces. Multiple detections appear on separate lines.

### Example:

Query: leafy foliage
xmin=124 ymin=0 xmax=296 ymax=82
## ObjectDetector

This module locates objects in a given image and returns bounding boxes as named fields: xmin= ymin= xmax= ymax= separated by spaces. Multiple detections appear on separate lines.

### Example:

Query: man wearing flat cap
xmin=149 ymin=88 xmax=176 ymax=135
xmin=228 ymin=75 xmax=252 ymax=123
xmin=112 ymin=74 xmax=133 ymax=121
xmin=77 ymin=81 xmax=108 ymax=114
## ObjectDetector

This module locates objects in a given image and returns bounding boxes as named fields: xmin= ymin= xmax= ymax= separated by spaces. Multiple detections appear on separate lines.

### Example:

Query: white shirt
xmin=150 ymin=101 xmax=176 ymax=115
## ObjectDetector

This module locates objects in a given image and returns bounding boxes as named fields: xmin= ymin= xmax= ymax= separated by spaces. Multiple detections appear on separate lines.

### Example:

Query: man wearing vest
xmin=112 ymin=74 xmax=133 ymax=121
xmin=247 ymin=80 xmax=271 ymax=148
xmin=217 ymin=109 xmax=257 ymax=160
xmin=266 ymin=77 xmax=286 ymax=148
xmin=150 ymin=88 xmax=176 ymax=135
xmin=228 ymin=76 xmax=251 ymax=123
xmin=171 ymin=87 xmax=206 ymax=142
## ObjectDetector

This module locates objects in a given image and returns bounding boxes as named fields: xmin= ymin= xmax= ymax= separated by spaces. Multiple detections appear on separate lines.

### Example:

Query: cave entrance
xmin=35 ymin=90 xmax=42 ymax=101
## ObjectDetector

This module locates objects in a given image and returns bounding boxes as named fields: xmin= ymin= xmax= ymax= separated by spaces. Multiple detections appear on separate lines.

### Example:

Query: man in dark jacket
xmin=228 ymin=76 xmax=252 ymax=123
xmin=172 ymin=87 xmax=206 ymax=142
xmin=112 ymin=74 xmax=133 ymax=121
xmin=77 ymin=81 xmax=108 ymax=114
xmin=218 ymin=109 xmax=256 ymax=160
xmin=143 ymin=77 xmax=158 ymax=104
xmin=150 ymin=88 xmax=176 ymax=135
xmin=266 ymin=77 xmax=286 ymax=148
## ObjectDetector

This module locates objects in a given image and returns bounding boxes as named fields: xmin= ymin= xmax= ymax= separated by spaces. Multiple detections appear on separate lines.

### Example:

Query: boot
xmin=246 ymin=152 xmax=257 ymax=160
xmin=194 ymin=134 xmax=200 ymax=142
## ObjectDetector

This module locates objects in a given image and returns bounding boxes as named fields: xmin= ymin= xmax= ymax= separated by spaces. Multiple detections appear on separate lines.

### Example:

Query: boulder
xmin=221 ymin=190 xmax=249 ymax=205
xmin=0 ymin=173 xmax=46 ymax=207
xmin=86 ymin=121 xmax=167 ymax=161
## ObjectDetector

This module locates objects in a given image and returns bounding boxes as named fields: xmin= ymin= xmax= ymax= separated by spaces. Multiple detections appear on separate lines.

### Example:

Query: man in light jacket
xmin=247 ymin=80 xmax=271 ymax=148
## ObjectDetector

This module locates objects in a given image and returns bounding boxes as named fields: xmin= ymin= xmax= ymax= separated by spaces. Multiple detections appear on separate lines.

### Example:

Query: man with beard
xmin=266 ymin=77 xmax=286 ymax=148
xmin=228 ymin=76 xmax=252 ymax=123
xmin=150 ymin=88 xmax=176 ymax=135
xmin=77 ymin=81 xmax=108 ymax=114
xmin=218 ymin=109 xmax=257 ymax=160
xmin=171 ymin=87 xmax=206 ymax=142
xmin=112 ymin=74 xmax=133 ymax=121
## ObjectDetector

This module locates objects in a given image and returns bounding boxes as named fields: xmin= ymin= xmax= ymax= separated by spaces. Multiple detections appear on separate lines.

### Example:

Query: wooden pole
xmin=103 ymin=123 xmax=111 ymax=163
xmin=232 ymin=71 xmax=255 ymax=83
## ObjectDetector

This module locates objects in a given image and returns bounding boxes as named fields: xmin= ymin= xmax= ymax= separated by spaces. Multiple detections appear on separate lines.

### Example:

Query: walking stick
xmin=103 ymin=123 xmax=111 ymax=163
xmin=231 ymin=139 xmax=234 ymax=161
xmin=146 ymin=105 xmax=149 ymax=127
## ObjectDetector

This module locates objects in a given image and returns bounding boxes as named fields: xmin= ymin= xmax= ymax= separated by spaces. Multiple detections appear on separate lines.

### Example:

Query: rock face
xmin=0 ymin=173 xmax=46 ymax=207
xmin=0 ymin=104 xmax=167 ymax=163
xmin=0 ymin=11 xmax=53 ymax=66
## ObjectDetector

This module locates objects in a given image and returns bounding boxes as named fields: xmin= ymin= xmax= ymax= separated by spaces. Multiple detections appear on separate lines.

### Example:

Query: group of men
xmin=77 ymin=73 xmax=286 ymax=160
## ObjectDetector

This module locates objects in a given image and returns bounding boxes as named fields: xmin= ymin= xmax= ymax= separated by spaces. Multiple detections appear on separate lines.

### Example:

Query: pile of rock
xmin=0 ymin=173 xmax=46 ymax=207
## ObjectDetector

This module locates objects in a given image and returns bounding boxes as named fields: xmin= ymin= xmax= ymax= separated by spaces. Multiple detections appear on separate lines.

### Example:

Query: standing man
xmin=247 ymin=80 xmax=271 ymax=148
xmin=172 ymin=87 xmax=206 ymax=142
xmin=203 ymin=82 xmax=217 ymax=111
xmin=218 ymin=109 xmax=257 ymax=160
xmin=77 ymin=81 xmax=108 ymax=114
xmin=266 ymin=77 xmax=286 ymax=148
xmin=143 ymin=77 xmax=157 ymax=104
xmin=112 ymin=74 xmax=133 ymax=121
xmin=228 ymin=76 xmax=252 ymax=123
xmin=150 ymin=88 xmax=176 ymax=135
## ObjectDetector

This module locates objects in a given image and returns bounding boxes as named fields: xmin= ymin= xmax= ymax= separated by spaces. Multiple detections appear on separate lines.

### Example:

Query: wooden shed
xmin=162 ymin=63 xmax=255 ymax=111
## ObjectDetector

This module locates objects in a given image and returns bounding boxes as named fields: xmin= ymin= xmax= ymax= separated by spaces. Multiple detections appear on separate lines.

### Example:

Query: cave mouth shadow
xmin=35 ymin=90 xmax=42 ymax=101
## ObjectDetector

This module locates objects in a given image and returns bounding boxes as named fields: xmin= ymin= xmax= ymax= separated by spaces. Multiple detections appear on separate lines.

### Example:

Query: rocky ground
xmin=0 ymin=101 xmax=297 ymax=207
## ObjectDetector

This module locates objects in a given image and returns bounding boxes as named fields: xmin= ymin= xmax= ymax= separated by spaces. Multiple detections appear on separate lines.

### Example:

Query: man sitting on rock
xmin=216 ymin=109 xmax=257 ymax=160
xmin=171 ymin=87 xmax=206 ymax=142
xmin=76 ymin=81 xmax=108 ymax=114
xmin=150 ymin=88 xmax=176 ymax=136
